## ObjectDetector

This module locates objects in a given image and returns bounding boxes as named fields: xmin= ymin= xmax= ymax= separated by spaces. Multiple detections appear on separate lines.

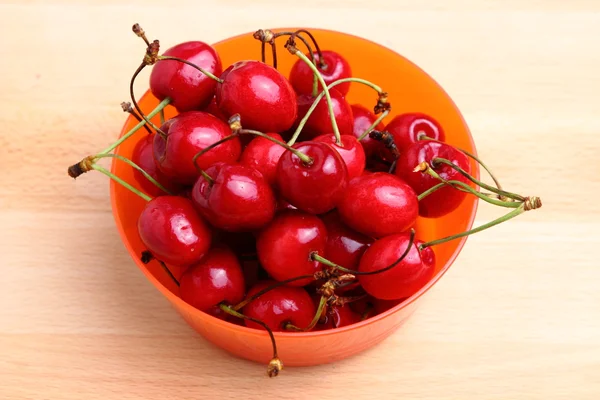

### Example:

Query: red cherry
xmin=338 ymin=172 xmax=418 ymax=238
xmin=294 ymin=89 xmax=354 ymax=140
xmin=179 ymin=245 xmax=245 ymax=318
xmin=321 ymin=212 xmax=373 ymax=270
xmin=243 ymin=281 xmax=315 ymax=332
xmin=202 ymin=96 xmax=228 ymax=122
xmin=276 ymin=194 xmax=297 ymax=211
xmin=150 ymin=41 xmax=222 ymax=112
xmin=153 ymin=111 xmax=241 ymax=185
xmin=216 ymin=60 xmax=297 ymax=132
xmin=382 ymin=113 xmax=445 ymax=157
xmin=373 ymin=298 xmax=406 ymax=314
xmin=191 ymin=163 xmax=276 ymax=232
xmin=358 ymin=232 xmax=436 ymax=300
xmin=239 ymin=133 xmax=286 ymax=185
xmin=396 ymin=141 xmax=471 ymax=218
xmin=350 ymin=104 xmax=384 ymax=157
xmin=314 ymin=134 xmax=366 ymax=180
xmin=316 ymin=305 xmax=361 ymax=330
xmin=256 ymin=210 xmax=326 ymax=286
xmin=276 ymin=141 xmax=348 ymax=215
xmin=137 ymin=196 xmax=212 ymax=267
xmin=289 ymin=50 xmax=352 ymax=96
xmin=131 ymin=134 xmax=182 ymax=197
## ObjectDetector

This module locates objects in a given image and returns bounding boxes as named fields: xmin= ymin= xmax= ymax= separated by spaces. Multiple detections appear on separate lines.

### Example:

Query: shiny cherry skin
xmin=383 ymin=112 xmax=445 ymax=157
xmin=276 ymin=195 xmax=297 ymax=211
xmin=396 ymin=141 xmax=471 ymax=218
xmin=191 ymin=163 xmax=276 ymax=232
xmin=131 ymin=134 xmax=182 ymax=197
xmin=137 ymin=196 xmax=212 ymax=267
xmin=294 ymin=89 xmax=354 ymax=140
xmin=350 ymin=104 xmax=384 ymax=157
xmin=216 ymin=60 xmax=297 ymax=132
xmin=202 ymin=96 xmax=228 ymax=122
xmin=316 ymin=305 xmax=362 ymax=330
xmin=150 ymin=41 xmax=222 ymax=112
xmin=239 ymin=133 xmax=286 ymax=185
xmin=338 ymin=172 xmax=418 ymax=238
xmin=314 ymin=133 xmax=366 ymax=180
xmin=289 ymin=50 xmax=352 ymax=96
xmin=243 ymin=280 xmax=315 ymax=331
xmin=276 ymin=141 xmax=348 ymax=215
xmin=153 ymin=111 xmax=241 ymax=185
xmin=321 ymin=211 xmax=373 ymax=270
xmin=358 ymin=232 xmax=436 ymax=300
xmin=179 ymin=245 xmax=245 ymax=318
xmin=256 ymin=210 xmax=327 ymax=286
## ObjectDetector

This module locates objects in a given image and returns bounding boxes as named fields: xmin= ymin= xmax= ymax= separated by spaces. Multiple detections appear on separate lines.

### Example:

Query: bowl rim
xmin=110 ymin=26 xmax=480 ymax=339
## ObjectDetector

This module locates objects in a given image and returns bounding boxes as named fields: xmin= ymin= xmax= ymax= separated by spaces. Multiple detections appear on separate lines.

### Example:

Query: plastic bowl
xmin=110 ymin=27 xmax=479 ymax=367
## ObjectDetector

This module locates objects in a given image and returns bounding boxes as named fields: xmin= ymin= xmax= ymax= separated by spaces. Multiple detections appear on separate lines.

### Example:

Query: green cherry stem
xmin=231 ymin=274 xmax=315 ymax=312
xmin=157 ymin=56 xmax=224 ymax=83
xmin=159 ymin=108 xmax=165 ymax=125
xmin=90 ymin=164 xmax=152 ymax=202
xmin=239 ymin=129 xmax=313 ymax=165
xmin=191 ymin=133 xmax=239 ymax=184
xmin=285 ymin=295 xmax=328 ymax=332
xmin=121 ymin=101 xmax=153 ymax=135
xmin=95 ymin=154 xmax=173 ymax=195
xmin=358 ymin=109 xmax=389 ymax=141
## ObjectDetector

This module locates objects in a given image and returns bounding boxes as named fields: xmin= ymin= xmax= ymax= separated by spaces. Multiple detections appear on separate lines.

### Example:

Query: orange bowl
xmin=110 ymin=28 xmax=479 ymax=367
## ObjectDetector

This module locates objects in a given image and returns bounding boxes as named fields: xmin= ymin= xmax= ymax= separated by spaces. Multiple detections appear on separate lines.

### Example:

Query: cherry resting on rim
xmin=150 ymin=41 xmax=222 ymax=112
xmin=322 ymin=211 xmax=373 ymax=270
xmin=289 ymin=50 xmax=352 ymax=96
xmin=314 ymin=134 xmax=366 ymax=180
xmin=131 ymin=134 xmax=182 ymax=197
xmin=396 ymin=141 xmax=471 ymax=218
xmin=243 ymin=280 xmax=315 ymax=332
xmin=315 ymin=304 xmax=362 ymax=330
xmin=153 ymin=111 xmax=241 ymax=185
xmin=191 ymin=162 xmax=276 ymax=232
xmin=137 ymin=196 xmax=212 ymax=267
xmin=351 ymin=104 xmax=385 ymax=157
xmin=239 ymin=133 xmax=286 ymax=185
xmin=276 ymin=141 xmax=348 ymax=215
xmin=256 ymin=210 xmax=326 ymax=286
xmin=179 ymin=245 xmax=245 ymax=319
xmin=358 ymin=231 xmax=436 ymax=300
xmin=382 ymin=112 xmax=445 ymax=158
xmin=294 ymin=89 xmax=354 ymax=140
xmin=338 ymin=172 xmax=418 ymax=238
xmin=216 ymin=60 xmax=297 ymax=133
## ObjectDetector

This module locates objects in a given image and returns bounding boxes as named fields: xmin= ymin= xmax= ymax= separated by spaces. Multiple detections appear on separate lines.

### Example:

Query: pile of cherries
xmin=69 ymin=25 xmax=541 ymax=377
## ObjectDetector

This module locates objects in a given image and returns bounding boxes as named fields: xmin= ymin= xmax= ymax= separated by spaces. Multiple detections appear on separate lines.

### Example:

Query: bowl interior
xmin=110 ymin=27 xmax=479 ymax=336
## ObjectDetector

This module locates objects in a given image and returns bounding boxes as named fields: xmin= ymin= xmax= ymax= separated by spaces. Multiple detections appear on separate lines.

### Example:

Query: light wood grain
xmin=1 ymin=1 xmax=599 ymax=399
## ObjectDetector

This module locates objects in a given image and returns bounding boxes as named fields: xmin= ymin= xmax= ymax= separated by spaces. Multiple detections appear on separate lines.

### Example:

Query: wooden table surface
xmin=1 ymin=1 xmax=599 ymax=399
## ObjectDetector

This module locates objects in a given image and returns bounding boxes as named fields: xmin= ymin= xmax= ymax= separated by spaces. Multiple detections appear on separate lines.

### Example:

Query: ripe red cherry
xmin=396 ymin=141 xmax=471 ymax=218
xmin=289 ymin=50 xmax=352 ymax=96
xmin=316 ymin=305 xmax=362 ymax=330
xmin=294 ymin=89 xmax=354 ymax=139
xmin=338 ymin=172 xmax=418 ymax=238
xmin=350 ymin=104 xmax=384 ymax=157
xmin=239 ymin=133 xmax=286 ymax=185
xmin=153 ymin=111 xmax=241 ymax=185
xmin=216 ymin=60 xmax=297 ymax=133
xmin=131 ymin=134 xmax=182 ymax=197
xmin=179 ymin=245 xmax=245 ymax=318
xmin=314 ymin=134 xmax=366 ymax=180
xmin=137 ymin=196 xmax=212 ymax=267
xmin=191 ymin=163 xmax=276 ymax=232
xmin=150 ymin=41 xmax=222 ymax=112
xmin=276 ymin=141 xmax=348 ymax=215
xmin=256 ymin=210 xmax=326 ymax=286
xmin=243 ymin=281 xmax=315 ymax=331
xmin=383 ymin=113 xmax=445 ymax=157
xmin=358 ymin=232 xmax=436 ymax=300
xmin=202 ymin=96 xmax=228 ymax=122
xmin=321 ymin=211 xmax=373 ymax=270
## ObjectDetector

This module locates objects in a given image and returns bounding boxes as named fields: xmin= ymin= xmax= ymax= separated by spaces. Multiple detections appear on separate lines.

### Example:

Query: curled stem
xmin=232 ymin=274 xmax=315 ymax=311
xmin=95 ymin=153 xmax=173 ymax=195
xmin=130 ymin=63 xmax=165 ymax=137
xmin=358 ymin=110 xmax=389 ymax=141
xmin=192 ymin=133 xmax=239 ymax=181
xmin=90 ymin=164 xmax=152 ymax=202
xmin=285 ymin=295 xmax=328 ymax=332
xmin=157 ymin=56 xmax=223 ymax=83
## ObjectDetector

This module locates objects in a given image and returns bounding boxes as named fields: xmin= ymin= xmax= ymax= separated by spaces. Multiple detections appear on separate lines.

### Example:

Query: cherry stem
xmin=311 ymin=229 xmax=415 ymax=276
xmin=157 ymin=56 xmax=224 ymax=83
xmin=95 ymin=154 xmax=173 ymax=195
xmin=191 ymin=134 xmax=240 ymax=184
xmin=285 ymin=295 xmax=328 ymax=332
xmin=122 ymin=101 xmax=153 ymax=134
xmin=130 ymin=63 xmax=166 ymax=138
xmin=239 ymin=129 xmax=313 ymax=165
xmin=231 ymin=274 xmax=315 ymax=311
xmin=432 ymin=157 xmax=525 ymax=202
xmin=219 ymin=304 xmax=282 ymax=377
xmin=288 ymin=77 xmax=385 ymax=146
xmin=358 ymin=110 xmax=389 ymax=141
xmin=90 ymin=164 xmax=152 ymax=202
xmin=157 ymin=260 xmax=179 ymax=286
xmin=419 ymin=198 xmax=542 ymax=250
xmin=159 ymin=108 xmax=165 ymax=125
